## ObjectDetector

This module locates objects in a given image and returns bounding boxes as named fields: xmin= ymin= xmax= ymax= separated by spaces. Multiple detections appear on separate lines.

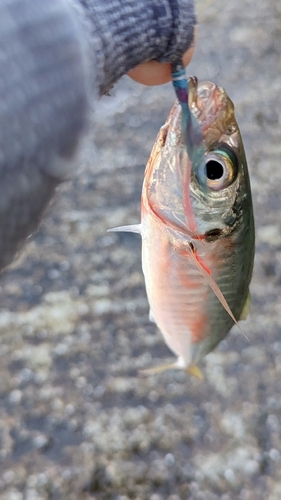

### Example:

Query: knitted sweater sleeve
xmin=0 ymin=0 xmax=195 ymax=271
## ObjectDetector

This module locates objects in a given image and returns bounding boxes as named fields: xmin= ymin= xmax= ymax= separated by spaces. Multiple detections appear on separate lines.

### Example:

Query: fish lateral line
xmin=107 ymin=224 xmax=142 ymax=235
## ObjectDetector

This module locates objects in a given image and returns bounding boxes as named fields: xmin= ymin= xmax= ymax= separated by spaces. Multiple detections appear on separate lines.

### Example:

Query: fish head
xmin=188 ymin=79 xmax=252 ymax=237
xmin=142 ymin=79 xmax=252 ymax=239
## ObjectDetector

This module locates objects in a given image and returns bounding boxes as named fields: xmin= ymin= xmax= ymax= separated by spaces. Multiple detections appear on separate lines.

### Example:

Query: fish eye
xmin=205 ymin=145 xmax=238 ymax=191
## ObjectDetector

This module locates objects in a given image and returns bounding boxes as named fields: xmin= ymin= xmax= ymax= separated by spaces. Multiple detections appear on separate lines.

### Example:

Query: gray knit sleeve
xmin=79 ymin=0 xmax=196 ymax=95
xmin=0 ymin=0 xmax=195 ymax=271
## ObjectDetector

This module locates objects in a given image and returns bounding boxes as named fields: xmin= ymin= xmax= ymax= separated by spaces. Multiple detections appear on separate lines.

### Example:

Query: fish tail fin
xmin=107 ymin=224 xmax=142 ymax=235
xmin=186 ymin=365 xmax=204 ymax=380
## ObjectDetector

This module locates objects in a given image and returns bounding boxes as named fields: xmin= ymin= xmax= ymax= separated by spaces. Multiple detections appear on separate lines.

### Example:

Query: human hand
xmin=127 ymin=30 xmax=196 ymax=86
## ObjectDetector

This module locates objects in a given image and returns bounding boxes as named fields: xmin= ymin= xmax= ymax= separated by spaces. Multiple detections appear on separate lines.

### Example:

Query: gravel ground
xmin=1 ymin=1 xmax=281 ymax=499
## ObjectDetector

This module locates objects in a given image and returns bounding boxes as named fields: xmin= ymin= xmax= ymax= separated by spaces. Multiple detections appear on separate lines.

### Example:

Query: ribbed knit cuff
xmin=79 ymin=0 xmax=196 ymax=94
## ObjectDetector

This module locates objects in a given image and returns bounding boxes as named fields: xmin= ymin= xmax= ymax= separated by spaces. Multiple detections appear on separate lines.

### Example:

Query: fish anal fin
xmin=139 ymin=361 xmax=179 ymax=377
xmin=239 ymin=291 xmax=251 ymax=321
xmin=139 ymin=358 xmax=203 ymax=380
xmin=107 ymin=224 xmax=142 ymax=235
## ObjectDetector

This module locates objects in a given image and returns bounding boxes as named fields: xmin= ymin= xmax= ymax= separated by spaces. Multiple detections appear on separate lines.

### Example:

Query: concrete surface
xmin=1 ymin=0 xmax=281 ymax=499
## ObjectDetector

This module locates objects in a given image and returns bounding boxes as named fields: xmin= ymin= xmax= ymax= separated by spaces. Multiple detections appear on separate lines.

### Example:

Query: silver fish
xmin=110 ymin=79 xmax=255 ymax=376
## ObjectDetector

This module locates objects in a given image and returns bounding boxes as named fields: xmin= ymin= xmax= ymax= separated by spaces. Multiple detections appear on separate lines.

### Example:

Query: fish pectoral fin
xmin=188 ymin=245 xmax=245 ymax=329
xmin=107 ymin=224 xmax=142 ymax=235
xmin=139 ymin=359 xmax=203 ymax=379
xmin=189 ymin=248 xmax=249 ymax=341
xmin=239 ymin=291 xmax=251 ymax=321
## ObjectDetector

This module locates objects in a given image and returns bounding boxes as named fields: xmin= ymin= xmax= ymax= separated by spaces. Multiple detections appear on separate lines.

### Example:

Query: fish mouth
xmin=188 ymin=78 xmax=225 ymax=123
xmin=187 ymin=78 xmax=237 ymax=149
xmin=188 ymin=76 xmax=201 ymax=118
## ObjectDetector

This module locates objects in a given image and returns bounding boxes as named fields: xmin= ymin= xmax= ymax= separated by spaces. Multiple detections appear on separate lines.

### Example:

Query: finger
xmin=127 ymin=33 xmax=196 ymax=86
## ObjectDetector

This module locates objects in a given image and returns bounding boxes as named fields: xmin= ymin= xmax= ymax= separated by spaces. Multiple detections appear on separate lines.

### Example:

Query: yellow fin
xmin=186 ymin=365 xmax=204 ymax=380
xmin=239 ymin=291 xmax=251 ymax=321
xmin=139 ymin=361 xmax=203 ymax=380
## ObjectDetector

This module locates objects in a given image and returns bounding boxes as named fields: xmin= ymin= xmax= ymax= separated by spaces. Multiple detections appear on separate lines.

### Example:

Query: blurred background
xmin=1 ymin=0 xmax=281 ymax=499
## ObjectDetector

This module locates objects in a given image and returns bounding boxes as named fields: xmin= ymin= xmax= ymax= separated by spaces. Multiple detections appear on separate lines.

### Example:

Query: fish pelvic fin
xmin=107 ymin=224 xmax=142 ymax=235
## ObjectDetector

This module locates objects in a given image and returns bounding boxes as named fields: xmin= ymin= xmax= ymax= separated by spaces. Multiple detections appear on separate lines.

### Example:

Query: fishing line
xmin=170 ymin=61 xmax=204 ymax=234
xmin=171 ymin=60 xmax=206 ymax=184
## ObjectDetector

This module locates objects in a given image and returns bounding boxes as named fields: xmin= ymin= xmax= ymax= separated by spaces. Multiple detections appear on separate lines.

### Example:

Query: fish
xmin=109 ymin=77 xmax=255 ymax=376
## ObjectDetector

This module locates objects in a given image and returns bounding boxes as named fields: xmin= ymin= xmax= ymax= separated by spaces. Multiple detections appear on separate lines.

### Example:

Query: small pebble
xmin=8 ymin=390 xmax=22 ymax=404
xmin=33 ymin=434 xmax=50 ymax=451
xmin=269 ymin=449 xmax=280 ymax=461
xmin=164 ymin=453 xmax=175 ymax=467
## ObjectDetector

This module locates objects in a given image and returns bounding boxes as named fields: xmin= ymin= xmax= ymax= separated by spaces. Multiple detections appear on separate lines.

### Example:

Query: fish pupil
xmin=206 ymin=160 xmax=224 ymax=180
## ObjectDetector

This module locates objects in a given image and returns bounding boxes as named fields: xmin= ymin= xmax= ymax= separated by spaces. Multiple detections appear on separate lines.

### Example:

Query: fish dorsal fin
xmin=107 ymin=224 xmax=142 ymax=235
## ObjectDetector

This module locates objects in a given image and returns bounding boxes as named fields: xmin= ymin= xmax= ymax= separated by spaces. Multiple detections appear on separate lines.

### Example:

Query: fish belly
xmin=141 ymin=212 xmax=210 ymax=366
